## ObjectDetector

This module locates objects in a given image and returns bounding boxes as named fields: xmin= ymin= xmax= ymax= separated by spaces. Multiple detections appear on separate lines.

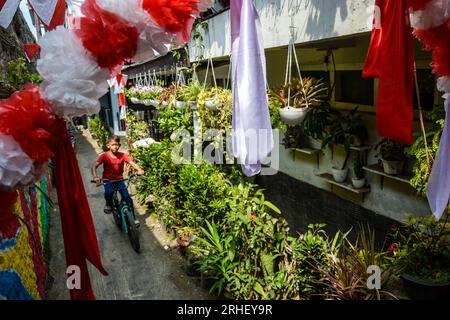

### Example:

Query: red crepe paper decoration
xmin=76 ymin=0 xmax=139 ymax=70
xmin=0 ymin=190 xmax=20 ymax=239
xmin=143 ymin=0 xmax=199 ymax=42
xmin=0 ymin=84 xmax=57 ymax=164
xmin=432 ymin=46 xmax=450 ymax=76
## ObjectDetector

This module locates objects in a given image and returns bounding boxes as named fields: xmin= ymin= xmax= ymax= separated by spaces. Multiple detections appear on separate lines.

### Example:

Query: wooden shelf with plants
xmin=317 ymin=173 xmax=371 ymax=198
xmin=363 ymin=163 xmax=413 ymax=189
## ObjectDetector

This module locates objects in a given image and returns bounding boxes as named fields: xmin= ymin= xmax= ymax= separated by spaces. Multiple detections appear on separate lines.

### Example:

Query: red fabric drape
xmin=363 ymin=0 xmax=414 ymax=144
xmin=23 ymin=43 xmax=40 ymax=61
xmin=53 ymin=119 xmax=107 ymax=300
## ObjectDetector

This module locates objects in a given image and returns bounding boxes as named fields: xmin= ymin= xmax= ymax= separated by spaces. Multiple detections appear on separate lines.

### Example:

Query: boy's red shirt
xmin=96 ymin=151 xmax=132 ymax=180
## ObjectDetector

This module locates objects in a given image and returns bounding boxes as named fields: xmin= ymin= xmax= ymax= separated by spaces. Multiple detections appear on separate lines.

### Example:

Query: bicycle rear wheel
xmin=124 ymin=208 xmax=140 ymax=253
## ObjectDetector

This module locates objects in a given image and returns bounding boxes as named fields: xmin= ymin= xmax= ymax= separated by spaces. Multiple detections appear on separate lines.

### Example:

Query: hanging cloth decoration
xmin=28 ymin=0 xmax=66 ymax=30
xmin=0 ymin=0 xmax=20 ymax=29
xmin=231 ymin=0 xmax=273 ymax=177
xmin=363 ymin=0 xmax=415 ymax=145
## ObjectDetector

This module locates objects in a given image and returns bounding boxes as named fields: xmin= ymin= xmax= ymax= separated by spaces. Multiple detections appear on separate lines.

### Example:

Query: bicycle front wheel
xmin=124 ymin=208 xmax=140 ymax=253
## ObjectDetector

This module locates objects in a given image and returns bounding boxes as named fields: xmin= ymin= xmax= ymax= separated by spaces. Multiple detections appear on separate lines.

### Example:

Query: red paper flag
xmin=363 ymin=0 xmax=414 ymax=144
xmin=23 ymin=43 xmax=40 ymax=61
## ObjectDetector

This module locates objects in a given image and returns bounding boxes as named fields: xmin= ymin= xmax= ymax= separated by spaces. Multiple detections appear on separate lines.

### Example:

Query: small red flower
xmin=249 ymin=214 xmax=255 ymax=222
xmin=388 ymin=243 xmax=398 ymax=253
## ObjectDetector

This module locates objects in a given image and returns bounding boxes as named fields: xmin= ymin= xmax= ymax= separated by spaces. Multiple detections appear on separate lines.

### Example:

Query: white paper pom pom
xmin=437 ymin=76 xmax=450 ymax=94
xmin=37 ymin=27 xmax=109 ymax=117
xmin=0 ymin=134 xmax=35 ymax=189
xmin=409 ymin=0 xmax=450 ymax=29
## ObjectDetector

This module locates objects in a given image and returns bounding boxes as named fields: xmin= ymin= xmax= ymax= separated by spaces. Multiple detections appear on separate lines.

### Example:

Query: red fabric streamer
xmin=0 ymin=84 xmax=57 ymax=165
xmin=363 ymin=0 xmax=415 ymax=144
xmin=362 ymin=0 xmax=385 ymax=78
xmin=53 ymin=119 xmax=108 ymax=300
xmin=142 ymin=0 xmax=199 ymax=42
xmin=28 ymin=0 xmax=66 ymax=31
xmin=76 ymin=0 xmax=139 ymax=70
xmin=0 ymin=190 xmax=19 ymax=239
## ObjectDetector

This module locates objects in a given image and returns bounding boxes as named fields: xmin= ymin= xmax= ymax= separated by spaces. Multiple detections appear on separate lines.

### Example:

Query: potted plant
xmin=174 ymin=85 xmax=187 ymax=110
xmin=388 ymin=211 xmax=450 ymax=300
xmin=374 ymin=139 xmax=406 ymax=175
xmin=203 ymin=87 xmax=220 ymax=111
xmin=271 ymin=77 xmax=328 ymax=126
xmin=184 ymin=80 xmax=203 ymax=109
xmin=281 ymin=125 xmax=308 ymax=149
xmin=352 ymin=153 xmax=366 ymax=189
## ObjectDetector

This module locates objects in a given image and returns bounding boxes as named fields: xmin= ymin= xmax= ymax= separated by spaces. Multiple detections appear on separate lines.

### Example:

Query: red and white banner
xmin=28 ymin=0 xmax=66 ymax=30
xmin=0 ymin=0 xmax=20 ymax=29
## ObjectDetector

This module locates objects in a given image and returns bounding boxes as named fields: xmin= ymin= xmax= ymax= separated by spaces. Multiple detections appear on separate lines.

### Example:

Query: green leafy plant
xmin=87 ymin=117 xmax=109 ymax=148
xmin=387 ymin=211 xmax=450 ymax=283
xmin=269 ymin=77 xmax=328 ymax=108
xmin=302 ymin=102 xmax=334 ymax=140
xmin=353 ymin=153 xmax=365 ymax=179
xmin=0 ymin=57 xmax=42 ymax=98
xmin=282 ymin=125 xmax=307 ymax=149
xmin=321 ymin=108 xmax=368 ymax=170
xmin=374 ymin=139 xmax=406 ymax=161
xmin=405 ymin=106 xmax=445 ymax=196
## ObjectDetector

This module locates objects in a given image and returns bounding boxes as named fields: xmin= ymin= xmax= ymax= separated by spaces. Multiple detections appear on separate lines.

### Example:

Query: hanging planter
xmin=205 ymin=98 xmax=218 ymax=111
xmin=149 ymin=99 xmax=160 ymax=107
xmin=130 ymin=97 xmax=140 ymax=104
xmin=175 ymin=100 xmax=187 ymax=110
xmin=279 ymin=106 xmax=308 ymax=126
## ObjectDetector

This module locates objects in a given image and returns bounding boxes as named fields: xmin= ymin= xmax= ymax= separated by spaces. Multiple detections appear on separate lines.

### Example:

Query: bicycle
xmin=91 ymin=174 xmax=140 ymax=253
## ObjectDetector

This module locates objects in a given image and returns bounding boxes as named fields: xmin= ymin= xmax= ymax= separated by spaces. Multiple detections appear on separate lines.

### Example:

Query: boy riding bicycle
xmin=92 ymin=135 xmax=144 ymax=227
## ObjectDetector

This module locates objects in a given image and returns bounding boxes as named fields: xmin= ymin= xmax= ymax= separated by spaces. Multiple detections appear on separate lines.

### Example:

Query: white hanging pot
xmin=149 ymin=99 xmax=160 ymax=107
xmin=279 ymin=106 xmax=308 ymax=126
xmin=331 ymin=167 xmax=348 ymax=183
xmin=175 ymin=100 xmax=187 ymax=110
xmin=205 ymin=99 xmax=218 ymax=111
xmin=130 ymin=97 xmax=139 ymax=104
xmin=161 ymin=101 xmax=168 ymax=107
xmin=142 ymin=99 xmax=152 ymax=106
xmin=351 ymin=177 xmax=366 ymax=189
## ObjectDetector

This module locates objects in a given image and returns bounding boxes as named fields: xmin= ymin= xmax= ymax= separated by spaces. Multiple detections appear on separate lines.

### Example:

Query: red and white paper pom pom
xmin=37 ymin=27 xmax=109 ymax=117
xmin=409 ymin=0 xmax=450 ymax=29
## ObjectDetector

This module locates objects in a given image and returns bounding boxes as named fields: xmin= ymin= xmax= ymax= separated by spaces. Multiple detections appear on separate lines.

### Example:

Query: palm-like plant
xmin=269 ymin=77 xmax=328 ymax=108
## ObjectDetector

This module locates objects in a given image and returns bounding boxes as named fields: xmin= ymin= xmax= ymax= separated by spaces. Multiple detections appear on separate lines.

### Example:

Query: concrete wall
xmin=189 ymin=0 xmax=374 ymax=61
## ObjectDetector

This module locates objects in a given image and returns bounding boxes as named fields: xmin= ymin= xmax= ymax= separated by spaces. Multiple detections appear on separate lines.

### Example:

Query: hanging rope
xmin=226 ymin=55 xmax=232 ymax=89
xmin=414 ymin=62 xmax=431 ymax=166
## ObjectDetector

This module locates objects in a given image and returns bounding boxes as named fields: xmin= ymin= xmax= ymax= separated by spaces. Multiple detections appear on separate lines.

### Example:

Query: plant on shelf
xmin=374 ymin=138 xmax=407 ymax=175
xmin=321 ymin=108 xmax=368 ymax=182
xmin=405 ymin=105 xmax=445 ymax=196
xmin=270 ymin=77 xmax=328 ymax=126
xmin=387 ymin=210 xmax=450 ymax=300
xmin=302 ymin=101 xmax=334 ymax=140
xmin=352 ymin=153 xmax=366 ymax=189
xmin=281 ymin=125 xmax=308 ymax=150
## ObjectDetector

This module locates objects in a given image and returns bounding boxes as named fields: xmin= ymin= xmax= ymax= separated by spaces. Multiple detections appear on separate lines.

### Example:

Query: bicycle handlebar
xmin=91 ymin=174 xmax=137 ymax=184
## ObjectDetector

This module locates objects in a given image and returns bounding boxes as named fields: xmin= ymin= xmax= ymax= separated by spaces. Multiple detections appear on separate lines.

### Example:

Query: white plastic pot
xmin=149 ymin=99 xmax=160 ymax=107
xmin=130 ymin=97 xmax=139 ymax=104
xmin=351 ymin=177 xmax=366 ymax=189
xmin=142 ymin=99 xmax=152 ymax=106
xmin=332 ymin=167 xmax=348 ymax=183
xmin=175 ymin=100 xmax=187 ymax=110
xmin=205 ymin=99 xmax=218 ymax=111
xmin=279 ymin=106 xmax=308 ymax=126
xmin=161 ymin=101 xmax=168 ymax=107
xmin=382 ymin=159 xmax=404 ymax=175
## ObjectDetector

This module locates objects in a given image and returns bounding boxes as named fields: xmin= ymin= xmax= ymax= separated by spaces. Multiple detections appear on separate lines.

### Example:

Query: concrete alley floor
xmin=46 ymin=129 xmax=209 ymax=300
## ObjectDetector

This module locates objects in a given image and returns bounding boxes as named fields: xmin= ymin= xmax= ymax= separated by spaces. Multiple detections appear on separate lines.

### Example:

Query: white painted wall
xmin=189 ymin=0 xmax=374 ymax=61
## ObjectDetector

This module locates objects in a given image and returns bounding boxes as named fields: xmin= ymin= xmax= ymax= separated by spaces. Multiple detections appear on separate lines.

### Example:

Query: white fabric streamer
xmin=437 ymin=76 xmax=450 ymax=94
xmin=0 ymin=134 xmax=34 ymax=189
xmin=37 ymin=27 xmax=109 ymax=117
xmin=409 ymin=0 xmax=450 ymax=29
